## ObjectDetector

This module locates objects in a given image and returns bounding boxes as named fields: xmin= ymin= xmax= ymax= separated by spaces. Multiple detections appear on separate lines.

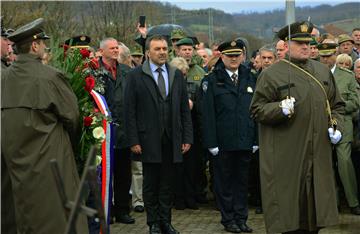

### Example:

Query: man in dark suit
xmin=124 ymin=35 xmax=193 ymax=234
xmin=201 ymin=39 xmax=257 ymax=233
xmin=98 ymin=37 xmax=134 ymax=224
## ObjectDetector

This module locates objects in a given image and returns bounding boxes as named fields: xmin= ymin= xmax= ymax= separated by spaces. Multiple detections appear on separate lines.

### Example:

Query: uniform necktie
xmin=156 ymin=67 xmax=166 ymax=98
xmin=231 ymin=73 xmax=238 ymax=86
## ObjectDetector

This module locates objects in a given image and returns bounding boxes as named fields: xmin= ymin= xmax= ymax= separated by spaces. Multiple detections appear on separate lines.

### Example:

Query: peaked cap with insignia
xmin=277 ymin=21 xmax=313 ymax=42
xmin=317 ymin=42 xmax=337 ymax=56
xmin=64 ymin=35 xmax=91 ymax=48
xmin=8 ymin=18 xmax=50 ymax=44
xmin=218 ymin=39 xmax=245 ymax=56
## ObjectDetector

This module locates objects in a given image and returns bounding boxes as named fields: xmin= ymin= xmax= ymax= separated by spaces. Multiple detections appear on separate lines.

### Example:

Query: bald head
xmin=276 ymin=40 xmax=287 ymax=60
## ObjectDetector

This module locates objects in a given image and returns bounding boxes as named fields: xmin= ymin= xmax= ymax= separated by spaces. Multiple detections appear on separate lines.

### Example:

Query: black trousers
xmin=213 ymin=150 xmax=251 ymax=226
xmin=113 ymin=148 xmax=132 ymax=215
xmin=143 ymin=135 xmax=176 ymax=226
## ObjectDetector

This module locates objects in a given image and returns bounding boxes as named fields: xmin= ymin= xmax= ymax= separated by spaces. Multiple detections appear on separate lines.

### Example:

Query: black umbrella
xmin=147 ymin=24 xmax=199 ymax=45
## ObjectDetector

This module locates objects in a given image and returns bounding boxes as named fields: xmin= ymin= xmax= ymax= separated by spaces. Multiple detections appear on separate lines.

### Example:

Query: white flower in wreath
xmin=96 ymin=155 xmax=102 ymax=166
xmin=93 ymin=126 xmax=105 ymax=140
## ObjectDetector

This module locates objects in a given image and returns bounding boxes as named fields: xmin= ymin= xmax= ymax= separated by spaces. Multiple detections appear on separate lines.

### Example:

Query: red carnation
xmin=89 ymin=58 xmax=100 ymax=70
xmin=80 ymin=49 xmax=90 ymax=59
xmin=84 ymin=75 xmax=95 ymax=92
xmin=83 ymin=116 xmax=93 ymax=127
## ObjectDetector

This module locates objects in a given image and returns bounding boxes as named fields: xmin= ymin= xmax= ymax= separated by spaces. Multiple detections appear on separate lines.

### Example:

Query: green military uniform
xmin=338 ymin=34 xmax=359 ymax=66
xmin=333 ymin=66 xmax=360 ymax=207
xmin=169 ymin=29 xmax=186 ymax=61
xmin=1 ymin=24 xmax=17 ymax=234
xmin=2 ymin=18 xmax=88 ymax=234
xmin=251 ymin=21 xmax=345 ymax=233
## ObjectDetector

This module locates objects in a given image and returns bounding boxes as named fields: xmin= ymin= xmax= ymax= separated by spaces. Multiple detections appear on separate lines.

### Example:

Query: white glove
xmin=208 ymin=147 xmax=219 ymax=156
xmin=328 ymin=128 xmax=342 ymax=144
xmin=252 ymin=145 xmax=259 ymax=153
xmin=280 ymin=97 xmax=295 ymax=116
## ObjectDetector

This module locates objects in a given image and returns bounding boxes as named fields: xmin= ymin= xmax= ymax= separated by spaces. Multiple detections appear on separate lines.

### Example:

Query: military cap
xmin=131 ymin=45 xmax=143 ymax=56
xmin=218 ymin=39 xmax=245 ymax=56
xmin=0 ymin=16 xmax=8 ymax=37
xmin=64 ymin=35 xmax=91 ymax=48
xmin=337 ymin=34 xmax=354 ymax=45
xmin=277 ymin=21 xmax=313 ymax=42
xmin=175 ymin=37 xmax=194 ymax=47
xmin=8 ymin=18 xmax=50 ymax=44
xmin=317 ymin=43 xmax=337 ymax=56
xmin=170 ymin=28 xmax=187 ymax=40
xmin=310 ymin=37 xmax=318 ymax=46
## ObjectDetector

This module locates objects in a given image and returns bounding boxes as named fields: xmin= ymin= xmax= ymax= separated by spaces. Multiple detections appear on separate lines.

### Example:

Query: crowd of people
xmin=1 ymin=16 xmax=360 ymax=234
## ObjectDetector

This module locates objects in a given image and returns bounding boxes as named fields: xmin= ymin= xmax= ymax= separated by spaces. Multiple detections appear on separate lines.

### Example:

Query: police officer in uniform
xmin=318 ymin=41 xmax=360 ymax=215
xmin=202 ymin=39 xmax=256 ymax=233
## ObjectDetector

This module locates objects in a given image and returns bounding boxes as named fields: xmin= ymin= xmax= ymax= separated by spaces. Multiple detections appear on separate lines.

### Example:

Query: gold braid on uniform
xmin=282 ymin=59 xmax=337 ymax=129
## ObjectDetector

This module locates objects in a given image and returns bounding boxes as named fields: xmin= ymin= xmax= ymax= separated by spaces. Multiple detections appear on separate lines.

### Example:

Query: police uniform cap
xmin=131 ymin=45 xmax=144 ymax=56
xmin=64 ymin=35 xmax=91 ymax=48
xmin=218 ymin=39 xmax=244 ymax=56
xmin=317 ymin=43 xmax=337 ymax=56
xmin=175 ymin=37 xmax=194 ymax=47
xmin=337 ymin=34 xmax=354 ymax=45
xmin=277 ymin=21 xmax=313 ymax=42
xmin=8 ymin=18 xmax=50 ymax=44
xmin=170 ymin=28 xmax=187 ymax=40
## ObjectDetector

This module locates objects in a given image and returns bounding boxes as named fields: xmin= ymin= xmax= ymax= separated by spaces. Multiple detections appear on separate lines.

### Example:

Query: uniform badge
xmin=247 ymin=86 xmax=253 ymax=93
xmin=202 ymin=81 xmax=208 ymax=93
xmin=194 ymin=76 xmax=200 ymax=81
xmin=231 ymin=41 xmax=236 ymax=47
xmin=300 ymin=24 xmax=308 ymax=33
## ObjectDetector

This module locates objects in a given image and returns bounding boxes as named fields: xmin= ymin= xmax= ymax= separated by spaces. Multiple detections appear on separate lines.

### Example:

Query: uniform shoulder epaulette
xmin=339 ymin=67 xmax=354 ymax=74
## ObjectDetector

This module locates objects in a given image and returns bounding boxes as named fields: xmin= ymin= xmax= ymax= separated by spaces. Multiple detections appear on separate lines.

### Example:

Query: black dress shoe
xmin=160 ymin=222 xmax=179 ymax=234
xmin=350 ymin=206 xmax=360 ymax=215
xmin=109 ymin=216 xmax=114 ymax=224
xmin=186 ymin=199 xmax=199 ymax=210
xmin=115 ymin=213 xmax=135 ymax=224
xmin=149 ymin=223 xmax=161 ymax=234
xmin=238 ymin=223 xmax=253 ymax=233
xmin=174 ymin=200 xmax=186 ymax=210
xmin=134 ymin=205 xmax=145 ymax=212
xmin=224 ymin=223 xmax=241 ymax=233
xmin=195 ymin=195 xmax=209 ymax=204
xmin=255 ymin=206 xmax=263 ymax=214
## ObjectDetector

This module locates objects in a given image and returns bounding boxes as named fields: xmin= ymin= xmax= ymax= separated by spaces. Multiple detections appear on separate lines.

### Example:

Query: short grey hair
xmin=259 ymin=44 xmax=277 ymax=58
xmin=99 ymin=37 xmax=117 ymax=49
xmin=118 ymin=43 xmax=131 ymax=63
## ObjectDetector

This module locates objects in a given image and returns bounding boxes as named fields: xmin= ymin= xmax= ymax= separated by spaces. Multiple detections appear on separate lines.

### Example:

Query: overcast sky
xmin=159 ymin=0 xmax=356 ymax=14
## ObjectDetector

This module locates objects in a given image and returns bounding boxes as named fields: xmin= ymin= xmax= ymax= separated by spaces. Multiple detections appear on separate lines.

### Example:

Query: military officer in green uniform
xmin=171 ymin=37 xmax=207 ymax=209
xmin=250 ymin=21 xmax=345 ymax=233
xmin=338 ymin=34 xmax=359 ymax=68
xmin=1 ymin=21 xmax=17 ymax=234
xmin=309 ymin=37 xmax=319 ymax=61
xmin=1 ymin=18 xmax=88 ymax=233
xmin=130 ymin=44 xmax=144 ymax=66
xmin=318 ymin=41 xmax=360 ymax=215
xmin=168 ymin=28 xmax=187 ymax=61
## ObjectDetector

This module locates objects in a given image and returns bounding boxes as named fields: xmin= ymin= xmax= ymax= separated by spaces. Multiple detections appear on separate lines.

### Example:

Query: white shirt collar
xmin=331 ymin=65 xmax=336 ymax=74
xmin=225 ymin=69 xmax=238 ymax=78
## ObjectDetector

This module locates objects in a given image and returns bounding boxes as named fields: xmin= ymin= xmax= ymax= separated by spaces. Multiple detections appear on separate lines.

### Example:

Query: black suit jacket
xmin=124 ymin=60 xmax=193 ymax=163
xmin=99 ymin=58 xmax=131 ymax=149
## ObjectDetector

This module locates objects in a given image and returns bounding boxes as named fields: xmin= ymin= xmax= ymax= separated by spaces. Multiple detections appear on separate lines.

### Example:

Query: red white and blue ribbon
xmin=90 ymin=90 xmax=113 ymax=231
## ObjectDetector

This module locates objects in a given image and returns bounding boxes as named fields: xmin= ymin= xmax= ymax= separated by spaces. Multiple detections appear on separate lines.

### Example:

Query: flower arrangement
xmin=49 ymin=41 xmax=110 ymax=173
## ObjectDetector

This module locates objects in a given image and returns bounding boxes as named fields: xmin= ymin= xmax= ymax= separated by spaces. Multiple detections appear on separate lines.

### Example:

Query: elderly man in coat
xmin=250 ymin=21 xmax=345 ymax=234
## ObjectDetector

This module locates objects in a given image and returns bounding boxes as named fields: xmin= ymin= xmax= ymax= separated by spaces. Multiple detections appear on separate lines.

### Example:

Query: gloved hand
xmin=252 ymin=145 xmax=259 ymax=153
xmin=328 ymin=128 xmax=342 ymax=144
xmin=280 ymin=97 xmax=295 ymax=116
xmin=208 ymin=147 xmax=219 ymax=156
